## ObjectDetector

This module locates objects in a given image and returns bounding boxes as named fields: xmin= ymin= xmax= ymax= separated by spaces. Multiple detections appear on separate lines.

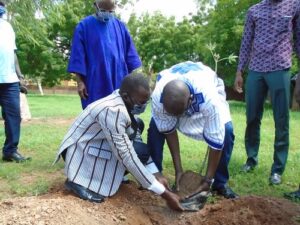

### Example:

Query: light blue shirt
xmin=0 ymin=18 xmax=18 ymax=83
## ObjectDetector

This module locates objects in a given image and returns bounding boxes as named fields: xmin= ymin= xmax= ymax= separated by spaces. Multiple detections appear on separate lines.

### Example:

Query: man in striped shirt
xmin=54 ymin=73 xmax=183 ymax=211
xmin=149 ymin=61 xmax=238 ymax=198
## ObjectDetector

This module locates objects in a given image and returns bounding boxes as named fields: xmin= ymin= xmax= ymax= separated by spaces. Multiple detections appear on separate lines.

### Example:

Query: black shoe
xmin=269 ymin=173 xmax=281 ymax=185
xmin=240 ymin=163 xmax=255 ymax=173
xmin=284 ymin=189 xmax=300 ymax=201
xmin=212 ymin=185 xmax=239 ymax=199
xmin=64 ymin=180 xmax=105 ymax=203
xmin=2 ymin=152 xmax=31 ymax=163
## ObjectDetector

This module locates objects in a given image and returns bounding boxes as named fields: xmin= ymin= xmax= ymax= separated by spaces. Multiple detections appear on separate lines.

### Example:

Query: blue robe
xmin=68 ymin=15 xmax=142 ymax=109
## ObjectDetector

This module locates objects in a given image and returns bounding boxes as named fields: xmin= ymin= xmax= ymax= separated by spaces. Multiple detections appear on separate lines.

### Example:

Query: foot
xmin=65 ymin=180 xmax=105 ymax=203
xmin=284 ymin=189 xmax=300 ymax=201
xmin=269 ymin=173 xmax=281 ymax=185
xmin=212 ymin=185 xmax=239 ymax=199
xmin=122 ymin=175 xmax=130 ymax=184
xmin=240 ymin=163 xmax=255 ymax=173
xmin=2 ymin=152 xmax=31 ymax=163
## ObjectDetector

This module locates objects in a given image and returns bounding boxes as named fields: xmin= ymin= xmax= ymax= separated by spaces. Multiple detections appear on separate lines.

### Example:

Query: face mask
xmin=131 ymin=103 xmax=147 ymax=115
xmin=183 ymin=96 xmax=194 ymax=117
xmin=95 ymin=3 xmax=114 ymax=23
xmin=184 ymin=108 xmax=194 ymax=117
xmin=0 ymin=6 xmax=6 ymax=16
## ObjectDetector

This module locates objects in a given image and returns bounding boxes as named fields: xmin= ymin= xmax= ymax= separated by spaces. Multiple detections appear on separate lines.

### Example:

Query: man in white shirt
xmin=148 ymin=61 xmax=238 ymax=198
xmin=55 ymin=73 xmax=183 ymax=211
xmin=0 ymin=1 xmax=30 ymax=162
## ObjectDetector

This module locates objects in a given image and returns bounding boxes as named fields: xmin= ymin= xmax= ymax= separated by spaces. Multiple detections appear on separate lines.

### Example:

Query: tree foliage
xmin=127 ymin=12 xmax=203 ymax=77
xmin=4 ymin=0 xmax=298 ymax=88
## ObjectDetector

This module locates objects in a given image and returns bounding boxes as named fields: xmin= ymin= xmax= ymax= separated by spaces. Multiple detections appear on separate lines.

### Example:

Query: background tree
xmin=5 ymin=0 xmax=132 ymax=93
xmin=127 ymin=12 xmax=202 ymax=79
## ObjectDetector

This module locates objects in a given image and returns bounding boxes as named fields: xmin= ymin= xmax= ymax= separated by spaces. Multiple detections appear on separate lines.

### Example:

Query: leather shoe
xmin=2 ymin=152 xmax=31 ymax=163
xmin=284 ymin=189 xmax=300 ymax=201
xmin=240 ymin=163 xmax=255 ymax=173
xmin=212 ymin=185 xmax=239 ymax=199
xmin=269 ymin=173 xmax=281 ymax=185
xmin=65 ymin=180 xmax=105 ymax=203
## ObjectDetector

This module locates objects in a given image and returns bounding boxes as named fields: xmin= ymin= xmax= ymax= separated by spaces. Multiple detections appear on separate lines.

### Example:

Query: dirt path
xmin=1 ymin=182 xmax=300 ymax=225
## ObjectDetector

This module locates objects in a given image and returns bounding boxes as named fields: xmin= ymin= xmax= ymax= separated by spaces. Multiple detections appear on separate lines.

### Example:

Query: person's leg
xmin=133 ymin=141 xmax=150 ymax=164
xmin=212 ymin=122 xmax=237 ymax=198
xmin=265 ymin=69 xmax=290 ymax=176
xmin=244 ymin=71 xmax=268 ymax=167
xmin=0 ymin=83 xmax=21 ymax=156
xmin=147 ymin=118 xmax=166 ymax=172
xmin=63 ymin=147 xmax=105 ymax=203
xmin=213 ymin=122 xmax=234 ymax=189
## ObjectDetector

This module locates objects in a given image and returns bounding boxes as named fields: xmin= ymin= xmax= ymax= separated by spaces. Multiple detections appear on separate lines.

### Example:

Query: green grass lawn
xmin=0 ymin=94 xmax=299 ymax=200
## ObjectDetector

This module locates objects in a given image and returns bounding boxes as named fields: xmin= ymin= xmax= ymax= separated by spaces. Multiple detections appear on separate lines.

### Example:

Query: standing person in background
xmin=284 ymin=73 xmax=300 ymax=200
xmin=234 ymin=0 xmax=300 ymax=185
xmin=68 ymin=0 xmax=142 ymax=109
xmin=0 ymin=1 xmax=30 ymax=162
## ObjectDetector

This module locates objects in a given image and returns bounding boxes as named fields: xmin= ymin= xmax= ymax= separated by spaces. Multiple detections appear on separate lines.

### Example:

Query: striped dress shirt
xmin=54 ymin=90 xmax=165 ymax=197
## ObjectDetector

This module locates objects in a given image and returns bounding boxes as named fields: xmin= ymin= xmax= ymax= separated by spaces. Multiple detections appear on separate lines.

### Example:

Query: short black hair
xmin=120 ymin=73 xmax=149 ymax=95
xmin=0 ymin=1 xmax=5 ymax=7
xmin=162 ymin=80 xmax=190 ymax=115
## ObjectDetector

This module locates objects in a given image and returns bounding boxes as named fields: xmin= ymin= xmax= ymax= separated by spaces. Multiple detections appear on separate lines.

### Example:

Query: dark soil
xmin=1 ymin=180 xmax=300 ymax=225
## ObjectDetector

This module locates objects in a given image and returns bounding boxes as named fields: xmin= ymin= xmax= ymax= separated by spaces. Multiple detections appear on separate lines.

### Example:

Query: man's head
xmin=94 ymin=0 xmax=115 ymax=10
xmin=0 ymin=1 xmax=6 ymax=18
xmin=120 ymin=73 xmax=150 ymax=115
xmin=94 ymin=0 xmax=115 ymax=22
xmin=162 ymin=80 xmax=192 ymax=116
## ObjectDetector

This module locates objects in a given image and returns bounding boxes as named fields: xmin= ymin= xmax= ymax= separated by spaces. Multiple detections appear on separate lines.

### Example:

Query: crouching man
xmin=54 ymin=73 xmax=183 ymax=211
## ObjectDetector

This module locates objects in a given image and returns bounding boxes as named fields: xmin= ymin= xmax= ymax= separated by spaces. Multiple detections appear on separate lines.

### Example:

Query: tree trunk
xmin=36 ymin=78 xmax=44 ymax=95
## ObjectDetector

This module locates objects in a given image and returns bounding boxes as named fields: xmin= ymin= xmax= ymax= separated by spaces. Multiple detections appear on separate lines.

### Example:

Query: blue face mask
xmin=0 ymin=6 xmax=6 ymax=16
xmin=96 ymin=9 xmax=114 ymax=22
xmin=131 ymin=103 xmax=147 ymax=115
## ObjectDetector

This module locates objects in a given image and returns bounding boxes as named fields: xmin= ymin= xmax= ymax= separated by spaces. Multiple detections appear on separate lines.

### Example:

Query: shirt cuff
xmin=145 ymin=161 xmax=159 ymax=174
xmin=148 ymin=179 xmax=166 ymax=195
xmin=237 ymin=64 xmax=245 ymax=73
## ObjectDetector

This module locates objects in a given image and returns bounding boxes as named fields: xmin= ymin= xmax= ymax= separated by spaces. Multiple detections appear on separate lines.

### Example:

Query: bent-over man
xmin=148 ymin=61 xmax=238 ymax=199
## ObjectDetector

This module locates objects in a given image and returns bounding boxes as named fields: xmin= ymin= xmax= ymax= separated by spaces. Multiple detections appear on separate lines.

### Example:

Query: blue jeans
xmin=0 ymin=82 xmax=21 ymax=156
xmin=147 ymin=118 xmax=235 ymax=189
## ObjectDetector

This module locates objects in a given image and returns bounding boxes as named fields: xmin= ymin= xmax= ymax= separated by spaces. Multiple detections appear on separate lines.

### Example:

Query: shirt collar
xmin=265 ymin=0 xmax=284 ymax=4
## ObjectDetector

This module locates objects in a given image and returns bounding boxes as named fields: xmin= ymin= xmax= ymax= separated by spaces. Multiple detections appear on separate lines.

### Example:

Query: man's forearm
xmin=165 ymin=131 xmax=183 ymax=173
xmin=14 ymin=53 xmax=23 ymax=79
xmin=206 ymin=146 xmax=222 ymax=179
xmin=74 ymin=73 xmax=84 ymax=83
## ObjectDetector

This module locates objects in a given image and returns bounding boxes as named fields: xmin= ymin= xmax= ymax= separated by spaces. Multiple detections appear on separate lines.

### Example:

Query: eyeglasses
xmin=129 ymin=95 xmax=149 ymax=106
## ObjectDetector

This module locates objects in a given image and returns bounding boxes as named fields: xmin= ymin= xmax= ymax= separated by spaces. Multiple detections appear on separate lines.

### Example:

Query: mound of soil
xmin=1 ymin=181 xmax=300 ymax=225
